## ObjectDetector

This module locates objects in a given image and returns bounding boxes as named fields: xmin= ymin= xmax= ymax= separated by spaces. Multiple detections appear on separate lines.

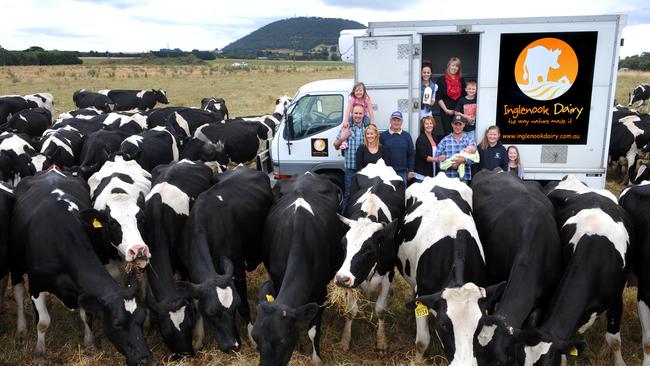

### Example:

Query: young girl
xmin=477 ymin=125 xmax=508 ymax=172
xmin=507 ymin=145 xmax=524 ymax=179
xmin=343 ymin=82 xmax=374 ymax=128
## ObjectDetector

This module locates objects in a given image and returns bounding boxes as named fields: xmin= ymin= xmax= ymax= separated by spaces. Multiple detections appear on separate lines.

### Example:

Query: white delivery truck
xmin=270 ymin=14 xmax=626 ymax=188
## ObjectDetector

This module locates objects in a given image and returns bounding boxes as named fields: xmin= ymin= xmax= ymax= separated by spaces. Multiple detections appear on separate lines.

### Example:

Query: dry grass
xmin=0 ymin=64 xmax=649 ymax=365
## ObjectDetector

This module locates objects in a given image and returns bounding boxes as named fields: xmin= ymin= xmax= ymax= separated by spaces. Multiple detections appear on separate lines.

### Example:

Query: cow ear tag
xmin=92 ymin=218 xmax=103 ymax=229
xmin=569 ymin=347 xmax=579 ymax=357
xmin=265 ymin=294 xmax=275 ymax=302
xmin=414 ymin=301 xmax=428 ymax=318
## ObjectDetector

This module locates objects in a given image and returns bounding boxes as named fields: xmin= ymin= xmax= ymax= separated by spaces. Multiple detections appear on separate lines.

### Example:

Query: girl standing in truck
xmin=437 ymin=57 xmax=467 ymax=137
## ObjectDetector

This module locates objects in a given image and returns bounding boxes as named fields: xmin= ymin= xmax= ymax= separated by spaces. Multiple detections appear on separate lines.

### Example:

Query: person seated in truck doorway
xmin=437 ymin=57 xmax=467 ymax=137
xmin=414 ymin=115 xmax=441 ymax=182
xmin=334 ymin=103 xmax=367 ymax=214
xmin=342 ymin=82 xmax=374 ymax=128
xmin=435 ymin=115 xmax=477 ymax=183
xmin=420 ymin=61 xmax=438 ymax=118
xmin=477 ymin=125 xmax=508 ymax=173
xmin=379 ymin=111 xmax=415 ymax=185
xmin=356 ymin=124 xmax=391 ymax=170
xmin=454 ymin=80 xmax=477 ymax=137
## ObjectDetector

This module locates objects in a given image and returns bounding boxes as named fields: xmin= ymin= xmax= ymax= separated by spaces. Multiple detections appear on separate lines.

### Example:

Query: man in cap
xmin=434 ymin=115 xmax=477 ymax=182
xmin=379 ymin=111 xmax=415 ymax=184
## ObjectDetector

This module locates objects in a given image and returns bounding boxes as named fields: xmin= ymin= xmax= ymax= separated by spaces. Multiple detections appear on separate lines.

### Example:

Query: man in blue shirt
xmin=435 ymin=115 xmax=477 ymax=182
xmin=334 ymin=103 xmax=367 ymax=213
xmin=379 ymin=111 xmax=415 ymax=185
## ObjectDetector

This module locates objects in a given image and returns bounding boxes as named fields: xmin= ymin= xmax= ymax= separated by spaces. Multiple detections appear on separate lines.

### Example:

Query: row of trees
xmin=0 ymin=47 xmax=82 ymax=66
xmin=619 ymin=52 xmax=650 ymax=71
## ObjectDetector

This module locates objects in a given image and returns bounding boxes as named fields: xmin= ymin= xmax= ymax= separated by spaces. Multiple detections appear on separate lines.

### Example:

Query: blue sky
xmin=1 ymin=0 xmax=648 ymax=57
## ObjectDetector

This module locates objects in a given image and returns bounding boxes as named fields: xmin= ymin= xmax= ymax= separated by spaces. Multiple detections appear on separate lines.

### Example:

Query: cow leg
xmin=637 ymin=297 xmax=650 ymax=366
xmin=79 ymin=307 xmax=95 ymax=352
xmin=32 ymin=292 xmax=50 ymax=363
xmin=308 ymin=306 xmax=325 ymax=365
xmin=605 ymin=295 xmax=626 ymax=366
xmin=415 ymin=314 xmax=431 ymax=362
xmin=340 ymin=292 xmax=358 ymax=352
xmin=13 ymin=281 xmax=27 ymax=341
xmin=375 ymin=275 xmax=391 ymax=352
xmin=0 ymin=274 xmax=7 ymax=311
xmin=192 ymin=299 xmax=205 ymax=351
xmin=234 ymin=275 xmax=253 ymax=345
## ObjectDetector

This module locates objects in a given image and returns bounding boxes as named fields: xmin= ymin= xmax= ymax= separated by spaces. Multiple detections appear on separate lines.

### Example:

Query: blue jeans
xmin=395 ymin=170 xmax=408 ymax=186
xmin=340 ymin=168 xmax=356 ymax=214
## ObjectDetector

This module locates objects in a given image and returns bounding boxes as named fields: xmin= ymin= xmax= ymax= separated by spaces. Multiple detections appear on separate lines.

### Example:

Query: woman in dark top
xmin=356 ymin=124 xmax=390 ymax=170
xmin=437 ymin=57 xmax=467 ymax=136
xmin=414 ymin=115 xmax=440 ymax=180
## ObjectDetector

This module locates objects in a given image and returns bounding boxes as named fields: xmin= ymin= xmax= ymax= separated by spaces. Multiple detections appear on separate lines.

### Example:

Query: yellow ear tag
xmin=484 ymin=309 xmax=488 ymax=315
xmin=92 ymin=218 xmax=103 ymax=229
xmin=266 ymin=294 xmax=275 ymax=302
xmin=569 ymin=347 xmax=578 ymax=357
xmin=414 ymin=301 xmax=428 ymax=318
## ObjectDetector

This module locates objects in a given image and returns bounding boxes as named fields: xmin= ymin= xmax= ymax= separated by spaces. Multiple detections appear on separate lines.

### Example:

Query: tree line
xmin=619 ymin=52 xmax=650 ymax=71
xmin=0 ymin=47 xmax=82 ymax=66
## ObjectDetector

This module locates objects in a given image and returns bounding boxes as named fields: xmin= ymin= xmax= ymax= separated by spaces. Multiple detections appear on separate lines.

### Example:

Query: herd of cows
xmin=0 ymin=85 xmax=647 ymax=366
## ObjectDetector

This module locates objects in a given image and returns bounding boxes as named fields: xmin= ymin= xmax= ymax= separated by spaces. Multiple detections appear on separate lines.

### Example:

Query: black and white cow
xmin=252 ymin=172 xmax=344 ymax=365
xmin=334 ymin=159 xmax=405 ymax=352
xmin=120 ymin=126 xmax=180 ymax=172
xmin=9 ymin=167 xmax=151 ymax=365
xmin=513 ymin=175 xmax=633 ymax=366
xmin=0 ymin=132 xmax=43 ymax=185
xmin=472 ymin=170 xmax=563 ymax=366
xmin=165 ymin=108 xmax=224 ymax=138
xmin=201 ymin=97 xmax=229 ymax=120
xmin=98 ymin=89 xmax=169 ymax=111
xmin=193 ymin=120 xmax=271 ymax=164
xmin=77 ymin=129 xmax=132 ymax=177
xmin=5 ymin=108 xmax=52 ymax=137
xmin=73 ymin=89 xmax=114 ymax=113
xmin=92 ymin=112 xmax=148 ymax=134
xmin=40 ymin=125 xmax=84 ymax=168
xmin=396 ymin=173 xmax=495 ymax=365
xmin=0 ymin=93 xmax=54 ymax=124
xmin=51 ymin=116 xmax=106 ymax=137
xmin=629 ymin=83 xmax=650 ymax=112
xmin=143 ymin=159 xmax=214 ymax=355
xmin=619 ymin=180 xmax=650 ymax=366
xmin=608 ymin=112 xmax=650 ymax=182
xmin=88 ymin=155 xmax=152 ymax=268
xmin=179 ymin=165 xmax=273 ymax=352
xmin=58 ymin=107 xmax=105 ymax=120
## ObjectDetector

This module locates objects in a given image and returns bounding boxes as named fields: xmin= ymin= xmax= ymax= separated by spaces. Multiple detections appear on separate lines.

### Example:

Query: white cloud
xmin=0 ymin=0 xmax=646 ymax=57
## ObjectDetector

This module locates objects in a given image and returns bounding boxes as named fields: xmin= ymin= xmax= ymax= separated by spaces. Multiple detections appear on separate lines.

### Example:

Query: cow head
xmin=406 ymin=282 xmax=505 ymax=366
xmin=153 ymin=89 xmax=169 ymax=104
xmin=274 ymin=95 xmax=292 ymax=116
xmin=512 ymin=328 xmax=585 ymax=366
xmin=78 ymin=274 xmax=152 ymax=366
xmin=201 ymin=97 xmax=229 ymax=120
xmin=335 ymin=215 xmax=399 ymax=287
xmin=251 ymin=281 xmax=319 ymax=366
xmin=145 ymin=284 xmax=196 ymax=356
xmin=194 ymin=257 xmax=241 ymax=353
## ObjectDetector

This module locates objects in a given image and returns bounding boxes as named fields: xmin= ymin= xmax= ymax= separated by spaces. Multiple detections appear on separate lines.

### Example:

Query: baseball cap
xmin=452 ymin=115 xmax=467 ymax=124
xmin=390 ymin=111 xmax=403 ymax=120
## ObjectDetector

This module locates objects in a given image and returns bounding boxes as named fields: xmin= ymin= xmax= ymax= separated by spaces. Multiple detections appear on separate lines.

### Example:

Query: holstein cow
xmin=143 ymin=159 xmax=214 ymax=355
xmin=0 ymin=93 xmax=54 ymax=124
xmin=9 ymin=167 xmax=151 ymax=365
xmin=619 ymin=180 xmax=650 ymax=366
xmin=193 ymin=121 xmax=271 ymax=165
xmin=334 ymin=159 xmax=405 ymax=352
xmin=77 ymin=129 xmax=133 ymax=178
xmin=57 ymin=107 xmax=105 ymax=120
xmin=165 ymin=108 xmax=225 ymax=138
xmin=252 ymin=172 xmax=345 ymax=366
xmin=4 ymin=107 xmax=52 ymax=138
xmin=120 ymin=126 xmax=180 ymax=172
xmin=40 ymin=125 xmax=84 ymax=168
xmin=396 ymin=173 xmax=497 ymax=365
xmin=73 ymin=89 xmax=114 ymax=113
xmin=51 ymin=116 xmax=105 ymax=136
xmin=0 ymin=132 xmax=44 ymax=185
xmin=608 ymin=112 xmax=650 ymax=182
xmin=629 ymin=83 xmax=650 ymax=112
xmin=473 ymin=170 xmax=563 ymax=366
xmin=179 ymin=165 xmax=273 ymax=352
xmin=513 ymin=175 xmax=633 ymax=366
xmin=88 ymin=155 xmax=152 ymax=269
xmin=201 ymin=97 xmax=230 ymax=120
xmin=98 ymin=89 xmax=169 ymax=111
xmin=0 ymin=183 xmax=14 ymax=308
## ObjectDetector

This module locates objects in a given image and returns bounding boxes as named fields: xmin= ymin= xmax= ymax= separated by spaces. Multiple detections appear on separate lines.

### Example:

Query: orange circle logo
xmin=514 ymin=38 xmax=578 ymax=100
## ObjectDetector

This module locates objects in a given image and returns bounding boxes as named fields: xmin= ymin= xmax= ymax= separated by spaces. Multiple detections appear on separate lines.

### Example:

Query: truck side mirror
xmin=287 ymin=115 xmax=295 ymax=140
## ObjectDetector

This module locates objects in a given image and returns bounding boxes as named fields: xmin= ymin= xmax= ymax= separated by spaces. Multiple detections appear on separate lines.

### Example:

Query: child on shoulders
xmin=342 ymin=82 xmax=373 ymax=128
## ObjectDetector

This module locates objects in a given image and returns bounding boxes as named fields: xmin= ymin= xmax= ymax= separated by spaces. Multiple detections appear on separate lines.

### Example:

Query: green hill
xmin=222 ymin=17 xmax=365 ymax=57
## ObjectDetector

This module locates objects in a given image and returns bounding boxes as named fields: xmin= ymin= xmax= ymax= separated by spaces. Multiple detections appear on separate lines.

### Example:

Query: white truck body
xmin=271 ymin=14 xmax=626 ymax=188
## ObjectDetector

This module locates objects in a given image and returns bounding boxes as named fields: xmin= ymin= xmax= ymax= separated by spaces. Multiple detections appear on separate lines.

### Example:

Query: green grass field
xmin=0 ymin=61 xmax=649 ymax=365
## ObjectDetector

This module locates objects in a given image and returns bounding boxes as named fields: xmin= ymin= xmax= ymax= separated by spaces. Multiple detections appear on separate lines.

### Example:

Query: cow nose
xmin=335 ymin=274 xmax=353 ymax=288
xmin=128 ymin=244 xmax=150 ymax=263
xmin=220 ymin=341 xmax=240 ymax=353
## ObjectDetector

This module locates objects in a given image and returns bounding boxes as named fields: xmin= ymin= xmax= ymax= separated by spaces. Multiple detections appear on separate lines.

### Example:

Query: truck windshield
xmin=285 ymin=94 xmax=343 ymax=140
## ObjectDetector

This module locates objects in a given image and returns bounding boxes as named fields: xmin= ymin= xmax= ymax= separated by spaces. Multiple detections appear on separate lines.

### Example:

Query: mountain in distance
xmin=222 ymin=17 xmax=365 ymax=55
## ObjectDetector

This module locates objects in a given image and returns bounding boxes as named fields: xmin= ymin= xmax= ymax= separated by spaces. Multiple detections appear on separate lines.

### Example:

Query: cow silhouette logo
xmin=515 ymin=38 xmax=578 ymax=100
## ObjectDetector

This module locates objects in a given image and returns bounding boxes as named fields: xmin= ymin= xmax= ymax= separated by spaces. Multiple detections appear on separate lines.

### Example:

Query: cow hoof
xmin=14 ymin=330 xmax=26 ymax=343
xmin=340 ymin=341 xmax=350 ymax=352
xmin=83 ymin=345 xmax=96 ymax=356
xmin=33 ymin=353 xmax=45 ymax=365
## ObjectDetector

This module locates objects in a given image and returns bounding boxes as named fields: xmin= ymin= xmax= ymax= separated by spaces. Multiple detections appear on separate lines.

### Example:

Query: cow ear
xmin=559 ymin=339 xmax=586 ymax=358
xmin=405 ymin=291 xmax=442 ymax=312
xmin=295 ymin=302 xmax=319 ymax=322
xmin=79 ymin=208 xmax=108 ymax=230
xmin=379 ymin=220 xmax=399 ymax=244
xmin=176 ymin=281 xmax=200 ymax=299
xmin=513 ymin=328 xmax=546 ymax=347
xmin=479 ymin=281 xmax=507 ymax=314
xmin=337 ymin=214 xmax=354 ymax=227
xmin=258 ymin=280 xmax=276 ymax=303
xmin=78 ymin=294 xmax=103 ymax=316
